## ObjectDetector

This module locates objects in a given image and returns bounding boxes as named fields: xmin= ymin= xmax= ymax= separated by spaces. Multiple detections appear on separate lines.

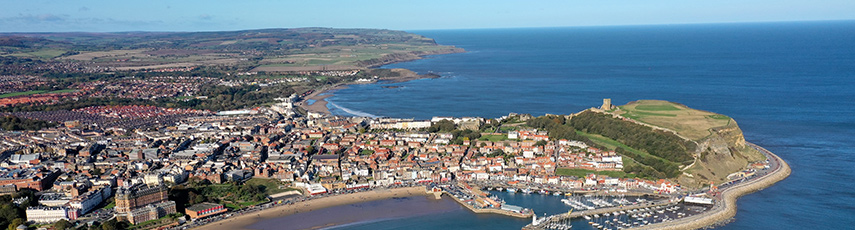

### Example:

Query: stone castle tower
xmin=601 ymin=98 xmax=613 ymax=110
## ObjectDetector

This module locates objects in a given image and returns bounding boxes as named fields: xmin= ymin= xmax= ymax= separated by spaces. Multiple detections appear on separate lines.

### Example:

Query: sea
xmin=278 ymin=21 xmax=855 ymax=229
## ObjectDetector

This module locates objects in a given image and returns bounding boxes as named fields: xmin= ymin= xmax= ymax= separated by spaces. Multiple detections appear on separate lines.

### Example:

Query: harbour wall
xmin=443 ymin=191 xmax=533 ymax=218
xmin=634 ymin=143 xmax=791 ymax=230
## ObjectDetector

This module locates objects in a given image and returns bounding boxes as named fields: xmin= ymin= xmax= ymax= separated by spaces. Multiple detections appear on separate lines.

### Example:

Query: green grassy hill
xmin=611 ymin=100 xmax=766 ymax=186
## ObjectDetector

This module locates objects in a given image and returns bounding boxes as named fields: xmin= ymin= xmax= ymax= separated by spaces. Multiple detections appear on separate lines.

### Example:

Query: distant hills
xmin=0 ymin=28 xmax=463 ymax=72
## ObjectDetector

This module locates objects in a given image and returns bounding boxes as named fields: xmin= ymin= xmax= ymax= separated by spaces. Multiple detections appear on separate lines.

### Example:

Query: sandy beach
xmin=298 ymin=84 xmax=348 ymax=115
xmin=296 ymin=68 xmax=440 ymax=116
xmin=198 ymin=186 xmax=428 ymax=230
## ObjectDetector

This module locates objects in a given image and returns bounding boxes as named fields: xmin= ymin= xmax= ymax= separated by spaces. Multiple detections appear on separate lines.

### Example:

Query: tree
xmin=428 ymin=119 xmax=456 ymax=133
xmin=100 ymin=218 xmax=124 ymax=230
xmin=6 ymin=218 xmax=24 ymax=230
xmin=54 ymin=219 xmax=71 ymax=230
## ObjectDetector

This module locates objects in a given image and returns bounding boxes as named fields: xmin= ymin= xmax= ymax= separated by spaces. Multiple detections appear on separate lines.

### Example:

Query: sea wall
xmin=443 ymin=192 xmax=533 ymax=218
xmin=635 ymin=144 xmax=791 ymax=230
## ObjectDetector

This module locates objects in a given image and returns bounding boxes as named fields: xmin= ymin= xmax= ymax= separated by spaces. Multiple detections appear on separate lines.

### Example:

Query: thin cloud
xmin=1 ymin=14 xmax=68 ymax=23
xmin=0 ymin=15 xmax=167 ymax=32
xmin=79 ymin=7 xmax=90 ymax=12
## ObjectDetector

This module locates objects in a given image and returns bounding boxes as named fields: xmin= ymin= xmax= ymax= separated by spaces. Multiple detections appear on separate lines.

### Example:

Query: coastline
xmin=299 ymin=84 xmax=347 ymax=115
xmin=298 ymin=68 xmax=442 ymax=116
xmin=196 ymin=186 xmax=428 ymax=230
xmin=296 ymin=46 xmax=463 ymax=116
xmin=635 ymin=142 xmax=791 ymax=230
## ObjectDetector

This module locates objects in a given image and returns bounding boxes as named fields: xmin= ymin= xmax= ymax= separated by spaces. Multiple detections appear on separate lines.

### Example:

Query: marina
xmin=484 ymin=189 xmax=694 ymax=230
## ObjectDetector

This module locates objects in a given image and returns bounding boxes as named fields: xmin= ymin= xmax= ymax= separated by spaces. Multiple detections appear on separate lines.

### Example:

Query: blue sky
xmin=1 ymin=0 xmax=853 ymax=32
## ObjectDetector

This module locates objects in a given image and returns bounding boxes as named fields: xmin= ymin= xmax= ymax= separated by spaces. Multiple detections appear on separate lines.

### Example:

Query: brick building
xmin=184 ymin=202 xmax=226 ymax=219
xmin=115 ymin=184 xmax=169 ymax=213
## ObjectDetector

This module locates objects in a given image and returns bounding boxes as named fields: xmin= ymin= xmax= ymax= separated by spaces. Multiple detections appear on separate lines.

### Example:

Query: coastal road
xmin=633 ymin=142 xmax=790 ymax=230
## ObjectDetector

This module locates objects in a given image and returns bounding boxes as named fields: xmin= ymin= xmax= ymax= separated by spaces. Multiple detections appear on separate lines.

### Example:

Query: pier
xmin=438 ymin=183 xmax=534 ymax=218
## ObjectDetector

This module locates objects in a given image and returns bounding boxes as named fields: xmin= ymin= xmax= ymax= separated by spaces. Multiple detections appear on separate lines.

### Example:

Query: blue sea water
xmin=323 ymin=21 xmax=855 ymax=229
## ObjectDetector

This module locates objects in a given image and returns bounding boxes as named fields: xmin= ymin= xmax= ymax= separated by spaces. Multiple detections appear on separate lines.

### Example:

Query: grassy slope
xmin=615 ymin=100 xmax=765 ymax=185
xmin=573 ymin=130 xmax=664 ymax=179
xmin=616 ymin=100 xmax=730 ymax=141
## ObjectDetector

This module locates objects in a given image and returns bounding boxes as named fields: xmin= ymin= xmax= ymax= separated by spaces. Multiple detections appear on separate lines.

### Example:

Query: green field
xmin=617 ymin=100 xmax=733 ymax=140
xmin=555 ymin=168 xmax=634 ymax=178
xmin=478 ymin=134 xmax=508 ymax=142
xmin=0 ymin=89 xmax=76 ymax=98
xmin=635 ymin=104 xmax=681 ymax=111
xmin=8 ymin=49 xmax=68 ymax=59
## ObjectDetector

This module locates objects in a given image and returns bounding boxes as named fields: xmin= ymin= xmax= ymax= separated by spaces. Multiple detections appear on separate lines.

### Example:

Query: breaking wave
xmin=327 ymin=101 xmax=379 ymax=118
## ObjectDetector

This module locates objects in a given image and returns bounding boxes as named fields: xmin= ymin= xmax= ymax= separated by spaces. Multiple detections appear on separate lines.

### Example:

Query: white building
xmin=68 ymin=187 xmax=109 ymax=215
xmin=26 ymin=206 xmax=72 ymax=223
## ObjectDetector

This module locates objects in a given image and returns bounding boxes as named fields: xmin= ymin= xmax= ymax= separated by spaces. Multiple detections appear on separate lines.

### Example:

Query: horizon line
xmin=0 ymin=19 xmax=852 ymax=34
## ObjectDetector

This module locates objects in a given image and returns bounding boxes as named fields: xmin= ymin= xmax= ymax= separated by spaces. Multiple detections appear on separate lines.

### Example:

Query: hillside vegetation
xmin=610 ymin=100 xmax=765 ymax=186
xmin=524 ymin=100 xmax=767 ymax=186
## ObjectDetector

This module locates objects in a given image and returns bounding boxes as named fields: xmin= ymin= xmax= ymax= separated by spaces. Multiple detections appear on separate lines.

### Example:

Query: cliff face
xmin=678 ymin=120 xmax=766 ymax=187
xmin=611 ymin=100 xmax=766 ymax=188
xmin=356 ymin=48 xmax=465 ymax=67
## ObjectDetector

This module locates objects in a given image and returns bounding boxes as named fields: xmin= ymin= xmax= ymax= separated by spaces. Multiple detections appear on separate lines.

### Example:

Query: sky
xmin=1 ymin=0 xmax=853 ymax=32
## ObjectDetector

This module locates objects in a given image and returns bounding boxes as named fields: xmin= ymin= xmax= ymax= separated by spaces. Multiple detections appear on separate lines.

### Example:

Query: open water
xmin=301 ymin=21 xmax=855 ymax=229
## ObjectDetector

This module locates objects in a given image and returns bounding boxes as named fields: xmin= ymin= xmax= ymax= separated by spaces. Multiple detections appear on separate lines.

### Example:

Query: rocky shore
xmin=356 ymin=48 xmax=465 ymax=68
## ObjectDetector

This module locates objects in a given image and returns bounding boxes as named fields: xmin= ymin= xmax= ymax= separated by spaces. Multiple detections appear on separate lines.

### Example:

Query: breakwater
xmin=441 ymin=191 xmax=533 ymax=218
xmin=633 ymin=143 xmax=791 ymax=230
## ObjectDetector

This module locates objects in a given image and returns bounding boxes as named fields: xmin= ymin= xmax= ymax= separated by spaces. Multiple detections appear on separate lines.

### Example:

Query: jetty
xmin=523 ymin=198 xmax=678 ymax=230
xmin=438 ymin=183 xmax=534 ymax=218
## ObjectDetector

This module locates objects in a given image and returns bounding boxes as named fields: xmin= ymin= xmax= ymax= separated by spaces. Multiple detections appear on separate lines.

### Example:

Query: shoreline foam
xmin=297 ymin=69 xmax=440 ymax=116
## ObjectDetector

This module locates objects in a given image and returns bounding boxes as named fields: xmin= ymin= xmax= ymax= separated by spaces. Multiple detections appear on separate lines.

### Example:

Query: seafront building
xmin=127 ymin=200 xmax=176 ymax=224
xmin=115 ymin=184 xmax=169 ymax=213
xmin=25 ymin=206 xmax=77 ymax=223
xmin=185 ymin=202 xmax=227 ymax=219
xmin=0 ymin=99 xmax=741 ymax=228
